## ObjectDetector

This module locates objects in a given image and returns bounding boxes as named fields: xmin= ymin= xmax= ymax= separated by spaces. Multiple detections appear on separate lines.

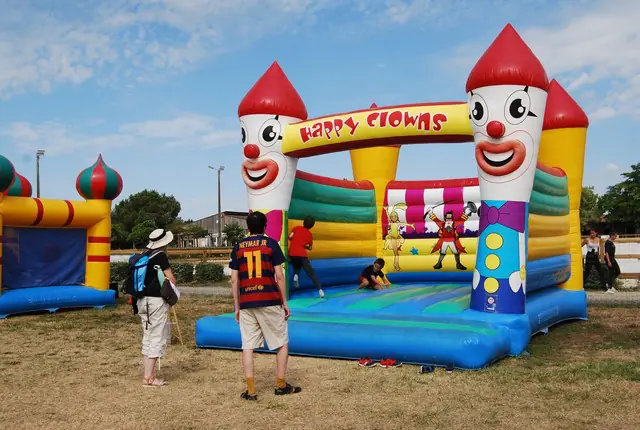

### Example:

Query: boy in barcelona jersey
xmin=229 ymin=211 xmax=302 ymax=401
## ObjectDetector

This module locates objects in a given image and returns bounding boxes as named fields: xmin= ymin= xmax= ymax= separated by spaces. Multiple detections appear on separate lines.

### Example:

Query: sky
xmin=1 ymin=0 xmax=639 ymax=221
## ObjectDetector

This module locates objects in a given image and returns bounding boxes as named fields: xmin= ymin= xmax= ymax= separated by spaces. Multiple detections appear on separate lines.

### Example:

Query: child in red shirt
xmin=289 ymin=216 xmax=324 ymax=298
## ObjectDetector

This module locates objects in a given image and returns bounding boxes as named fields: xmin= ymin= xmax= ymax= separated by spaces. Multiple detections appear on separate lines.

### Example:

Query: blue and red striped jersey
xmin=229 ymin=235 xmax=286 ymax=309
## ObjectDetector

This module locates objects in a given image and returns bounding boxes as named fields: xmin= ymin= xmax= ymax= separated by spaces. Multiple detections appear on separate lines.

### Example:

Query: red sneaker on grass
xmin=379 ymin=358 xmax=402 ymax=368
xmin=358 ymin=357 xmax=376 ymax=367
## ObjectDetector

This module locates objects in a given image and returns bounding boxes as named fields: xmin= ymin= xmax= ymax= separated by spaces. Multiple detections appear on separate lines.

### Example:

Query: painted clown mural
xmin=237 ymin=61 xmax=307 ymax=245
xmin=467 ymin=24 xmax=549 ymax=314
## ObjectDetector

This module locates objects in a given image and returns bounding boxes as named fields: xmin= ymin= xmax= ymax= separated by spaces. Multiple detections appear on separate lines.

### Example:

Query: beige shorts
xmin=239 ymin=305 xmax=289 ymax=351
xmin=137 ymin=297 xmax=171 ymax=358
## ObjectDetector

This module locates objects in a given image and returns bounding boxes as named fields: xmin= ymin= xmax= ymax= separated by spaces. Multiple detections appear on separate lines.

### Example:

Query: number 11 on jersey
xmin=246 ymin=250 xmax=263 ymax=279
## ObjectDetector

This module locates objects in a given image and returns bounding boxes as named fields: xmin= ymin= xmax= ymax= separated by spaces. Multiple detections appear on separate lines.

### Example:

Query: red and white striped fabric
xmin=383 ymin=178 xmax=480 ymax=237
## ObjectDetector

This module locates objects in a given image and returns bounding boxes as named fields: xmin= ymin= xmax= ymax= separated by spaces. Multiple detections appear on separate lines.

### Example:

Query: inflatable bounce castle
xmin=196 ymin=24 xmax=590 ymax=369
xmin=0 ymin=154 xmax=121 ymax=318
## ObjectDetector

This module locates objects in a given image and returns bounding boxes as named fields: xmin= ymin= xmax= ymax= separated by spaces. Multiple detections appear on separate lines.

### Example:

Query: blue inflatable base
xmin=0 ymin=286 xmax=116 ymax=319
xmin=195 ymin=283 xmax=587 ymax=369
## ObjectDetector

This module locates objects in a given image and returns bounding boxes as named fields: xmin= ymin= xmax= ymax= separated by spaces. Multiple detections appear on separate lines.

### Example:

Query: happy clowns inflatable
xmin=467 ymin=24 xmax=550 ymax=314
xmin=238 ymin=61 xmax=307 ymax=248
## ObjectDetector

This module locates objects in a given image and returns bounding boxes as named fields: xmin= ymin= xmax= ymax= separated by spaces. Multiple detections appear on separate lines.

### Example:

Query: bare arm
xmin=274 ymin=265 xmax=287 ymax=306
xmin=581 ymin=238 xmax=588 ymax=246
xmin=231 ymin=269 xmax=240 ymax=310
xmin=163 ymin=268 xmax=177 ymax=285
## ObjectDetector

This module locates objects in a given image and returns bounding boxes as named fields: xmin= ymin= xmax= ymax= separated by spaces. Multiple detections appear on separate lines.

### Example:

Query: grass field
xmin=1 ymin=297 xmax=639 ymax=430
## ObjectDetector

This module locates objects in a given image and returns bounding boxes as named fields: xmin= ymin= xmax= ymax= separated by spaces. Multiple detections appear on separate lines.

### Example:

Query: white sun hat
xmin=147 ymin=228 xmax=174 ymax=250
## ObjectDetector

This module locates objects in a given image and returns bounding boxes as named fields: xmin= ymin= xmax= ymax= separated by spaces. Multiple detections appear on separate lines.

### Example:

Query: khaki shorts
xmin=239 ymin=305 xmax=289 ymax=351
xmin=137 ymin=297 xmax=171 ymax=358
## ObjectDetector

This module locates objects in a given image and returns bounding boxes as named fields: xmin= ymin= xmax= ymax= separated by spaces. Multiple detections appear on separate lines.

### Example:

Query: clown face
xmin=240 ymin=113 xmax=299 ymax=210
xmin=468 ymin=85 xmax=547 ymax=202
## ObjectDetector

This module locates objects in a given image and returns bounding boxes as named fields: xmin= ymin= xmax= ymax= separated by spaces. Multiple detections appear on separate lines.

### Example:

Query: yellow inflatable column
xmin=85 ymin=200 xmax=113 ymax=291
xmin=349 ymin=113 xmax=401 ymax=258
xmin=537 ymin=80 xmax=589 ymax=291
xmin=0 ymin=209 xmax=3 ymax=295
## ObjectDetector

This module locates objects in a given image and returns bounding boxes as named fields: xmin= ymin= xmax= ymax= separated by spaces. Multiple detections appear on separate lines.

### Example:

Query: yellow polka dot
xmin=484 ymin=277 xmax=499 ymax=294
xmin=520 ymin=265 xmax=526 ymax=280
xmin=485 ymin=254 xmax=500 ymax=270
xmin=485 ymin=233 xmax=503 ymax=250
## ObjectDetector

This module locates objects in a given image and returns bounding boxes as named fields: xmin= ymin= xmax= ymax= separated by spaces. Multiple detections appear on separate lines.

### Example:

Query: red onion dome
xmin=3 ymin=171 xmax=32 ymax=197
xmin=76 ymin=154 xmax=123 ymax=200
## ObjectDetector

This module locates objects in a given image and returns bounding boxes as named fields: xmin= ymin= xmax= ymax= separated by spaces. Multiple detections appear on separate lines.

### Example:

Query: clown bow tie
xmin=479 ymin=201 xmax=526 ymax=233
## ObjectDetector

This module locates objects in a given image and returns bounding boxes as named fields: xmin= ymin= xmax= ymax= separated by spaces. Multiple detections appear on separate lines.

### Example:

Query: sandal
xmin=274 ymin=383 xmax=302 ymax=395
xmin=241 ymin=391 xmax=258 ymax=401
xmin=143 ymin=377 xmax=167 ymax=387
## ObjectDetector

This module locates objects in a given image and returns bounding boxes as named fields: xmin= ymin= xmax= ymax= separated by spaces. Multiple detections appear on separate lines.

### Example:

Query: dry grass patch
xmin=1 ymin=299 xmax=639 ymax=430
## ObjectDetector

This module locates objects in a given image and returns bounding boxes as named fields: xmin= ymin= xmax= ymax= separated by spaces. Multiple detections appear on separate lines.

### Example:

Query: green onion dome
xmin=0 ymin=155 xmax=16 ymax=194
xmin=76 ymin=154 xmax=123 ymax=200
xmin=3 ymin=171 xmax=32 ymax=197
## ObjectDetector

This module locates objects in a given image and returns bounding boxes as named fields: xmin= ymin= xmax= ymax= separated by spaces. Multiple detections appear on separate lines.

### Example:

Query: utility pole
xmin=36 ymin=149 xmax=45 ymax=198
xmin=208 ymin=165 xmax=225 ymax=247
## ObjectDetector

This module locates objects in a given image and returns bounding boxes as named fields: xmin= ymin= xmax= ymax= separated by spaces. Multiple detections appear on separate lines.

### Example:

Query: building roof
xmin=191 ymin=211 xmax=249 ymax=223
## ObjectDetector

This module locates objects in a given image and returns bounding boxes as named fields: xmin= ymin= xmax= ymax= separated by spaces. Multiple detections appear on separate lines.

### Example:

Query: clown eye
xmin=259 ymin=117 xmax=282 ymax=147
xmin=240 ymin=121 xmax=247 ymax=144
xmin=504 ymin=89 xmax=532 ymax=125
xmin=468 ymin=92 xmax=488 ymax=127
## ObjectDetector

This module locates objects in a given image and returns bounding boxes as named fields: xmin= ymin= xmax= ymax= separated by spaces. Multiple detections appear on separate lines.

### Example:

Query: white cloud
xmin=4 ymin=122 xmax=134 ymax=155
xmin=0 ymin=0 xmax=346 ymax=98
xmin=446 ymin=0 xmax=640 ymax=121
xmin=2 ymin=0 xmax=552 ymax=98
xmin=590 ymin=106 xmax=616 ymax=121
xmin=1 ymin=114 xmax=238 ymax=155
xmin=605 ymin=163 xmax=620 ymax=171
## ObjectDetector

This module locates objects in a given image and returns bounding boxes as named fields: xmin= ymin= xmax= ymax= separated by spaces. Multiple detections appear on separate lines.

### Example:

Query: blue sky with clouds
xmin=1 ymin=0 xmax=638 ymax=220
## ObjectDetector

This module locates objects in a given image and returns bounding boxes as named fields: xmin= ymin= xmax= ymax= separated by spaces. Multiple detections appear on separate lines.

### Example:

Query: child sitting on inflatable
xmin=357 ymin=258 xmax=391 ymax=290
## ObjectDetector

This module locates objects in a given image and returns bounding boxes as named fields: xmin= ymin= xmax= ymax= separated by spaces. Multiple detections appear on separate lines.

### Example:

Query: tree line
xmin=580 ymin=163 xmax=640 ymax=234
xmin=110 ymin=190 xmax=246 ymax=249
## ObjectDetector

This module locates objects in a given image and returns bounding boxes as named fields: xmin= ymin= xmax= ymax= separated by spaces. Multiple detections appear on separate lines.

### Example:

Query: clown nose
xmin=244 ymin=144 xmax=260 ymax=159
xmin=486 ymin=121 xmax=505 ymax=139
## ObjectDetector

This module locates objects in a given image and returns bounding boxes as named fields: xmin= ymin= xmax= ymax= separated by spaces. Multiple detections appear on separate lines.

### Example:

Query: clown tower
xmin=237 ymin=61 xmax=308 ymax=262
xmin=467 ymin=25 xmax=550 ymax=314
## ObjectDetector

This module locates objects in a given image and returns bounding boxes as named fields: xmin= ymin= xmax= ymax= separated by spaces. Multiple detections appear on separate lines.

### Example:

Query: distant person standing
xmin=604 ymin=232 xmax=620 ymax=292
xmin=289 ymin=216 xmax=324 ymax=298
xmin=230 ymin=211 xmax=301 ymax=401
xmin=582 ymin=229 xmax=610 ymax=293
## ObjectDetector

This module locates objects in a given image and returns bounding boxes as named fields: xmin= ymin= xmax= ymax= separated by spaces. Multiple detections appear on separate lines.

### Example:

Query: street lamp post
xmin=36 ymin=149 xmax=45 ymax=198
xmin=208 ymin=165 xmax=225 ymax=247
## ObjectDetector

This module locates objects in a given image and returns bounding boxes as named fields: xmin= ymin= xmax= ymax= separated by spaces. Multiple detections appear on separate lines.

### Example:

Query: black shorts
xmin=585 ymin=251 xmax=600 ymax=263
xmin=289 ymin=256 xmax=307 ymax=270
xmin=359 ymin=276 xmax=376 ymax=287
